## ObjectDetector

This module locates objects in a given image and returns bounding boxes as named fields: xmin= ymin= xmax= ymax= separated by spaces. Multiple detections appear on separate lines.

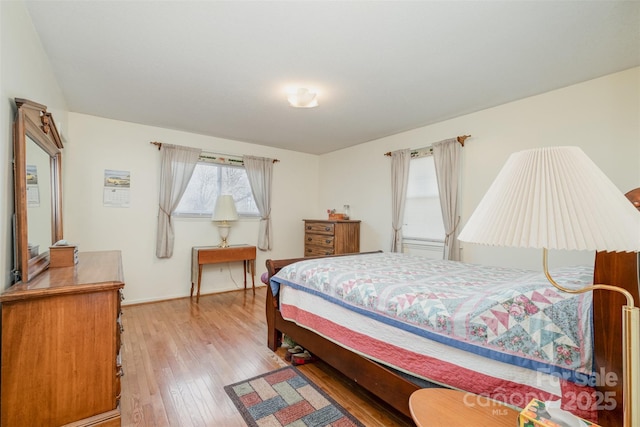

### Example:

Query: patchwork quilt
xmin=271 ymin=252 xmax=594 ymax=383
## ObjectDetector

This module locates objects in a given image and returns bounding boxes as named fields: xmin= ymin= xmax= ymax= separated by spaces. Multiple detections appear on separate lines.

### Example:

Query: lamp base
xmin=623 ymin=305 xmax=639 ymax=427
xmin=217 ymin=223 xmax=232 ymax=248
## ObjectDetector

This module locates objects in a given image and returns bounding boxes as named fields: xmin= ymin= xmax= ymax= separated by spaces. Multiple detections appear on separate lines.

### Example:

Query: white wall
xmin=319 ymin=67 xmax=640 ymax=271
xmin=3 ymin=0 xmax=638 ymax=298
xmin=1 ymin=0 xmax=68 ymax=288
xmin=64 ymin=113 xmax=319 ymax=304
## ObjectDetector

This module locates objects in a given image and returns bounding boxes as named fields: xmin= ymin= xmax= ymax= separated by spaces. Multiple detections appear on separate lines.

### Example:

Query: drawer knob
xmin=306 ymin=226 xmax=311 ymax=230
xmin=325 ymin=227 xmax=330 ymax=231
xmin=307 ymin=238 xmax=312 ymax=241
xmin=326 ymin=240 xmax=331 ymax=244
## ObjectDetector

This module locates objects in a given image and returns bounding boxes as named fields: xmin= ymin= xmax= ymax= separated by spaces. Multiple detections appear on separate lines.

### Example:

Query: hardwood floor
xmin=120 ymin=287 xmax=413 ymax=426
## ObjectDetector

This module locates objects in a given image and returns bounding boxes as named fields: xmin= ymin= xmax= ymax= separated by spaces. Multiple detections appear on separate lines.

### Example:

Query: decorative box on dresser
xmin=303 ymin=219 xmax=361 ymax=257
xmin=0 ymin=250 xmax=125 ymax=427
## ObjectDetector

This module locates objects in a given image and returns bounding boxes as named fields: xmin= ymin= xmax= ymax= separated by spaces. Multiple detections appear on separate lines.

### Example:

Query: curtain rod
xmin=383 ymin=135 xmax=471 ymax=157
xmin=150 ymin=141 xmax=280 ymax=163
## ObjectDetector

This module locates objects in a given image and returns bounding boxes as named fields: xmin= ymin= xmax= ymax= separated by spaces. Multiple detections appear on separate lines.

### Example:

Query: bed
xmin=265 ymin=243 xmax=638 ymax=427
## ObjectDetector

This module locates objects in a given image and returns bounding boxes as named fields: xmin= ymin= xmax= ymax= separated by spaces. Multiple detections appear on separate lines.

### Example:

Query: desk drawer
xmin=198 ymin=246 xmax=256 ymax=264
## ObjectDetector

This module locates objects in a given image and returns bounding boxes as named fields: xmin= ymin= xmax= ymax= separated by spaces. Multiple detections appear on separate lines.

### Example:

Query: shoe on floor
xmin=291 ymin=350 xmax=315 ymax=366
xmin=285 ymin=345 xmax=304 ymax=361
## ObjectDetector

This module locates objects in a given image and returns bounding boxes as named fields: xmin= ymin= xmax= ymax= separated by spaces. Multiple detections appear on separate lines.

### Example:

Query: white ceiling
xmin=25 ymin=1 xmax=640 ymax=155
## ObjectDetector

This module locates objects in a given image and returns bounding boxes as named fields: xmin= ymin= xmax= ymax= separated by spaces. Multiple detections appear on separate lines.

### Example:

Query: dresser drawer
xmin=62 ymin=409 xmax=121 ymax=427
xmin=116 ymin=318 xmax=122 ymax=350
xmin=116 ymin=290 xmax=124 ymax=351
xmin=305 ymin=234 xmax=334 ymax=248
xmin=116 ymin=351 xmax=123 ymax=405
xmin=304 ymin=222 xmax=335 ymax=235
xmin=305 ymin=245 xmax=335 ymax=257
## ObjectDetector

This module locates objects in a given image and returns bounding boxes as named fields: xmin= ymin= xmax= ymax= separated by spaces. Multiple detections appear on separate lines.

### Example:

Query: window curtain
xmin=243 ymin=155 xmax=274 ymax=251
xmin=390 ymin=149 xmax=411 ymax=252
xmin=432 ymin=138 xmax=461 ymax=261
xmin=155 ymin=144 xmax=201 ymax=258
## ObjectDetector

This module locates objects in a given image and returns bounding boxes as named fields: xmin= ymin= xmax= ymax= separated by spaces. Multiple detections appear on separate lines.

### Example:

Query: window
xmin=173 ymin=158 xmax=259 ymax=217
xmin=402 ymin=155 xmax=445 ymax=241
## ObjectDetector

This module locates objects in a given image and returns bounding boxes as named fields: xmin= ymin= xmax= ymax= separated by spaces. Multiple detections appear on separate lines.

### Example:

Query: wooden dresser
xmin=1 ymin=250 xmax=125 ymax=427
xmin=303 ymin=219 xmax=361 ymax=257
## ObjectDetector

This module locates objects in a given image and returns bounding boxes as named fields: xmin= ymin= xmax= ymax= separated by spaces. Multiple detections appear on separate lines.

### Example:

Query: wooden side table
xmin=409 ymin=389 xmax=519 ymax=427
xmin=191 ymin=245 xmax=256 ymax=302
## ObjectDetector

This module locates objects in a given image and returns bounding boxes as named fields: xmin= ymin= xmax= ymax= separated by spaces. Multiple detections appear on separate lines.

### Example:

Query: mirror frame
xmin=13 ymin=98 xmax=63 ymax=283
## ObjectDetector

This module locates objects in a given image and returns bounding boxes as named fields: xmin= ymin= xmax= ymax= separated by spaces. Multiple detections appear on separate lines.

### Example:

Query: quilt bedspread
xmin=272 ymin=252 xmax=594 ymax=382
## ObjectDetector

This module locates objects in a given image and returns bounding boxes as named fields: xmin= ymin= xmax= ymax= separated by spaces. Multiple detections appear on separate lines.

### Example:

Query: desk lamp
xmin=212 ymin=195 xmax=238 ymax=248
xmin=458 ymin=146 xmax=640 ymax=427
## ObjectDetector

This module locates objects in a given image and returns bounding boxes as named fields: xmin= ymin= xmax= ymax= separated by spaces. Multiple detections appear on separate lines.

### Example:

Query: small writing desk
xmin=191 ymin=245 xmax=256 ymax=302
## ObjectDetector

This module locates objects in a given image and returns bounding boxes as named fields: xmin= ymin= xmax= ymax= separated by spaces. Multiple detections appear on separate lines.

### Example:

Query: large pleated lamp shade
xmin=458 ymin=146 xmax=640 ymax=427
xmin=457 ymin=146 xmax=640 ymax=252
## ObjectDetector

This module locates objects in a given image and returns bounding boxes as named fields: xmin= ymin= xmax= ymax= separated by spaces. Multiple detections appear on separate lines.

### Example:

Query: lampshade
xmin=287 ymin=88 xmax=318 ymax=108
xmin=212 ymin=195 xmax=238 ymax=222
xmin=458 ymin=146 xmax=640 ymax=252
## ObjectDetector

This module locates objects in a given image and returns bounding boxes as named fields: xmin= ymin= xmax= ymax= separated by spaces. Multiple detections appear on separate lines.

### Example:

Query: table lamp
xmin=212 ymin=195 xmax=238 ymax=248
xmin=457 ymin=146 xmax=640 ymax=427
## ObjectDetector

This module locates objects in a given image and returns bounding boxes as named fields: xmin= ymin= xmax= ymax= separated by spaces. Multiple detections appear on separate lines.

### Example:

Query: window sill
xmin=172 ymin=214 xmax=261 ymax=221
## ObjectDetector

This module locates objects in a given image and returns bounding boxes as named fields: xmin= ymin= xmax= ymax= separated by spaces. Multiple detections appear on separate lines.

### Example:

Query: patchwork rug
xmin=224 ymin=366 xmax=364 ymax=427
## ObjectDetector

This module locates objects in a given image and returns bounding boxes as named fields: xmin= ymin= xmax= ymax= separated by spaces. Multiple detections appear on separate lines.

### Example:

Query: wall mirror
xmin=13 ymin=98 xmax=63 ymax=283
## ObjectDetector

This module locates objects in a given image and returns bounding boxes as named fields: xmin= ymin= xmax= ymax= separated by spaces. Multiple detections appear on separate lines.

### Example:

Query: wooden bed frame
xmin=266 ymin=250 xmax=638 ymax=426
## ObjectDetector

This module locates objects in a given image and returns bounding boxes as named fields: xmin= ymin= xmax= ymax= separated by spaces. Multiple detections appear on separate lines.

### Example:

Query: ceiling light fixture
xmin=287 ymin=88 xmax=318 ymax=108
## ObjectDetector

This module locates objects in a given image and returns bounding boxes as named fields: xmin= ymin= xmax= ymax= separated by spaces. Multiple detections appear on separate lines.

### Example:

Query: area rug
xmin=224 ymin=366 xmax=365 ymax=427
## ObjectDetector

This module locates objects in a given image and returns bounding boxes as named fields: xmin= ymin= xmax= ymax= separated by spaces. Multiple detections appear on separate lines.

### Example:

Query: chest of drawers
xmin=303 ymin=219 xmax=360 ymax=257
xmin=1 ymin=250 xmax=125 ymax=426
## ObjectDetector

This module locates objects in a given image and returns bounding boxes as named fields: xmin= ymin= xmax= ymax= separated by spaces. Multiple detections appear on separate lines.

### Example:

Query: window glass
xmin=402 ymin=156 xmax=445 ymax=240
xmin=173 ymin=162 xmax=259 ymax=217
